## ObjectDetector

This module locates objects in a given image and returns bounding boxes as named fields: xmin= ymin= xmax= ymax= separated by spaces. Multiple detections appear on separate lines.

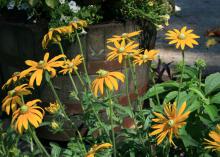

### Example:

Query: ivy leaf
xmin=45 ymin=0 xmax=57 ymax=8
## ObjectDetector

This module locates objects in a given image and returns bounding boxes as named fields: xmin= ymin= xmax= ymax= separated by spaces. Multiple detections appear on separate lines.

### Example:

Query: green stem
xmin=125 ymin=59 xmax=146 ymax=148
xmin=199 ymin=69 xmax=202 ymax=89
xmin=124 ymin=60 xmax=132 ymax=107
xmin=30 ymin=127 xmax=50 ymax=157
xmin=109 ymin=98 xmax=116 ymax=157
xmin=151 ymin=70 xmax=160 ymax=106
xmin=177 ymin=50 xmax=185 ymax=104
xmin=58 ymin=42 xmax=79 ymax=96
xmin=91 ymin=105 xmax=112 ymax=142
xmin=47 ymin=75 xmax=86 ymax=155
xmin=75 ymin=32 xmax=91 ymax=87
xmin=68 ymin=72 xmax=78 ymax=95
xmin=74 ymin=69 xmax=85 ymax=87
xmin=47 ymin=75 xmax=68 ymax=118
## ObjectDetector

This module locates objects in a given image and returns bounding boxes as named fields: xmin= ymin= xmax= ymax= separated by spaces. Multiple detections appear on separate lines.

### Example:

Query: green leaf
xmin=199 ymin=115 xmax=212 ymax=126
xmin=205 ymin=72 xmax=220 ymax=95
xmin=163 ymin=91 xmax=178 ymax=104
xmin=28 ymin=0 xmax=39 ymax=6
xmin=45 ymin=0 xmax=57 ymax=8
xmin=203 ymin=104 xmax=218 ymax=121
xmin=210 ymin=92 xmax=220 ymax=104
xmin=179 ymin=127 xmax=199 ymax=147
xmin=189 ymin=87 xmax=206 ymax=101
xmin=143 ymin=81 xmax=179 ymax=100
xmin=187 ymin=99 xmax=201 ymax=112
xmin=50 ymin=143 xmax=62 ymax=157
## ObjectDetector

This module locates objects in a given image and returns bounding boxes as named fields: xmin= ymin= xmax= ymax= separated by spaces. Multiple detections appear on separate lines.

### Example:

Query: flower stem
xmin=75 ymin=32 xmax=91 ymax=88
xmin=151 ymin=68 xmax=160 ymax=106
xmin=124 ymin=60 xmax=132 ymax=107
xmin=110 ymin=100 xmax=116 ymax=157
xmin=74 ymin=69 xmax=85 ymax=87
xmin=68 ymin=72 xmax=79 ymax=95
xmin=125 ymin=59 xmax=146 ymax=148
xmin=29 ymin=127 xmax=50 ymax=157
xmin=128 ymin=58 xmax=140 ymax=109
xmin=91 ymin=105 xmax=112 ymax=142
xmin=177 ymin=50 xmax=185 ymax=104
xmin=58 ymin=42 xmax=79 ymax=97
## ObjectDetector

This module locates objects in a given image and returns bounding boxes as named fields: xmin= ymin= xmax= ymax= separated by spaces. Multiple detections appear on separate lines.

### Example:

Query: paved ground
xmin=156 ymin=0 xmax=220 ymax=74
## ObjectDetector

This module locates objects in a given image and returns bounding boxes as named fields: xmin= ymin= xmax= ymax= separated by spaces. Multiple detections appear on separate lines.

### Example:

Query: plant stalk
xmin=177 ymin=50 xmax=185 ymax=104
xmin=29 ymin=127 xmax=50 ymax=157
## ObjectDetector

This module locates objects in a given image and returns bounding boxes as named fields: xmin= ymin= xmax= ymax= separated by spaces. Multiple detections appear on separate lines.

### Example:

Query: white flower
xmin=68 ymin=1 xmax=80 ymax=13
xmin=60 ymin=14 xmax=69 ymax=22
xmin=59 ymin=0 xmax=65 ymax=4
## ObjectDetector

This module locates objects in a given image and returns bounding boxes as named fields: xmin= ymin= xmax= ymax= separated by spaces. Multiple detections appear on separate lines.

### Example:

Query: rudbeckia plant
xmin=1 ymin=19 xmax=220 ymax=157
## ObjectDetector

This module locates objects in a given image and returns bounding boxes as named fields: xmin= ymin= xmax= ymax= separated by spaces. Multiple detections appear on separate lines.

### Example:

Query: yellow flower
xmin=2 ymin=72 xmax=20 ymax=89
xmin=20 ymin=53 xmax=65 ymax=87
xmin=59 ymin=55 xmax=83 ymax=74
xmin=92 ymin=69 xmax=125 ymax=97
xmin=149 ymin=101 xmax=190 ymax=145
xmin=51 ymin=120 xmax=59 ymax=130
xmin=2 ymin=84 xmax=32 ymax=115
xmin=69 ymin=19 xmax=87 ymax=30
xmin=107 ymin=40 xmax=140 ymax=63
xmin=86 ymin=143 xmax=112 ymax=157
xmin=204 ymin=124 xmax=220 ymax=152
xmin=45 ymin=102 xmax=60 ymax=114
xmin=133 ymin=49 xmax=159 ymax=65
xmin=42 ymin=25 xmax=73 ymax=49
xmin=107 ymin=30 xmax=142 ymax=43
xmin=165 ymin=26 xmax=200 ymax=50
xmin=11 ymin=99 xmax=45 ymax=134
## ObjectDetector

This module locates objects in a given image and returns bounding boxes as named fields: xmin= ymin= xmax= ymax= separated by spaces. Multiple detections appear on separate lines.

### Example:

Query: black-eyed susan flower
xmin=2 ymin=72 xmax=20 ymax=89
xmin=2 ymin=84 xmax=32 ymax=115
xmin=165 ymin=26 xmax=200 ymax=50
xmin=59 ymin=55 xmax=83 ymax=74
xmin=149 ymin=101 xmax=190 ymax=145
xmin=204 ymin=124 xmax=220 ymax=152
xmin=92 ymin=69 xmax=125 ymax=97
xmin=69 ymin=19 xmax=87 ymax=30
xmin=133 ymin=49 xmax=159 ymax=65
xmin=107 ymin=30 xmax=142 ymax=43
xmin=42 ymin=25 xmax=73 ymax=49
xmin=107 ymin=40 xmax=140 ymax=63
xmin=11 ymin=99 xmax=44 ymax=134
xmin=86 ymin=143 xmax=112 ymax=157
xmin=20 ymin=53 xmax=65 ymax=87
xmin=45 ymin=102 xmax=60 ymax=114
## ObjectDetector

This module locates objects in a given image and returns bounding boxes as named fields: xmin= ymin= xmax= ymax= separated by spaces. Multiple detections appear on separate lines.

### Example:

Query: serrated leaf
xmin=205 ymin=72 xmax=220 ymax=95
